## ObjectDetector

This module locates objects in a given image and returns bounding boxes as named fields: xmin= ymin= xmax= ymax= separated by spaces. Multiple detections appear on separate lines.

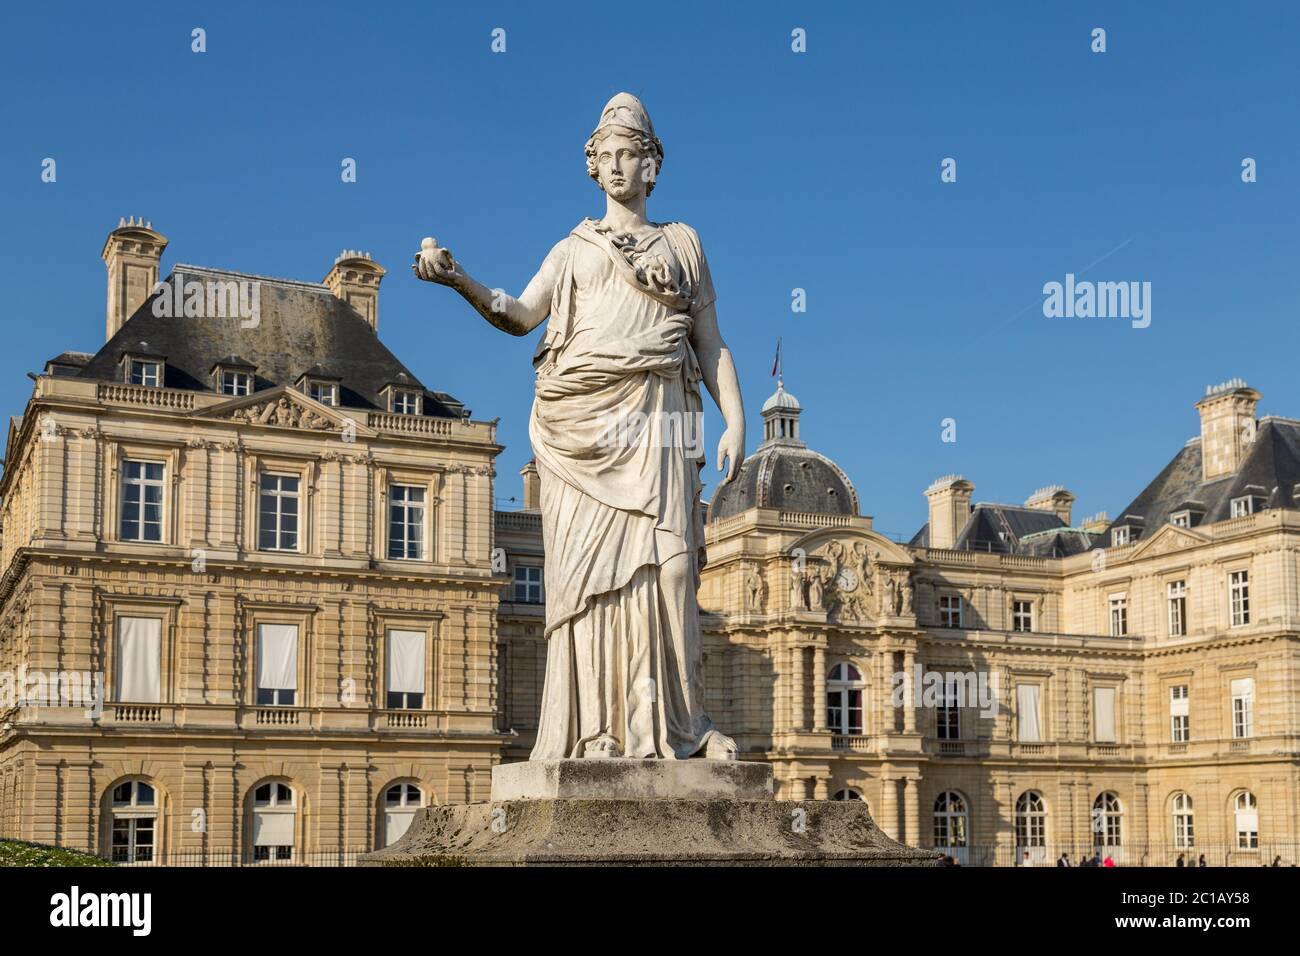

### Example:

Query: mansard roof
xmin=909 ymin=503 xmax=1098 ymax=557
xmin=74 ymin=265 xmax=465 ymax=418
xmin=1092 ymin=417 xmax=1300 ymax=545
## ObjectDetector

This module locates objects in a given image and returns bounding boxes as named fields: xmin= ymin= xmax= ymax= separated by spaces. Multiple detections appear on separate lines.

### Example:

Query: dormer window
xmin=129 ymin=359 xmax=161 ymax=387
xmin=1169 ymin=511 xmax=1191 ymax=528
xmin=221 ymin=370 xmax=251 ymax=396
xmin=296 ymin=367 xmax=342 ymax=408
xmin=212 ymin=357 xmax=256 ymax=397
xmin=309 ymin=382 xmax=338 ymax=406
xmin=392 ymin=389 xmax=420 ymax=415
xmin=1230 ymin=496 xmax=1254 ymax=518
xmin=1111 ymin=526 xmax=1131 ymax=546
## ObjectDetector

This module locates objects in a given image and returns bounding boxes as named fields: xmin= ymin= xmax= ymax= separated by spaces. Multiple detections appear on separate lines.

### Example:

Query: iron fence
xmin=926 ymin=842 xmax=1300 ymax=867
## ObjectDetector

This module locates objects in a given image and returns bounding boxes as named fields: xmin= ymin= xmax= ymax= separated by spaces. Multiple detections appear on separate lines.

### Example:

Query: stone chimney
xmin=1079 ymin=511 xmax=1110 ymax=535
xmin=323 ymin=250 xmax=386 ymax=332
xmin=1025 ymin=485 xmax=1075 ymax=525
xmin=520 ymin=460 xmax=541 ymax=511
xmin=1195 ymin=378 xmax=1261 ymax=481
xmin=924 ymin=474 xmax=974 ymax=550
xmin=102 ymin=217 xmax=168 ymax=341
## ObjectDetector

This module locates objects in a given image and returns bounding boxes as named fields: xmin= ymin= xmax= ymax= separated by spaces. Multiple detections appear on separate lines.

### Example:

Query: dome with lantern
xmin=707 ymin=375 xmax=859 ymax=521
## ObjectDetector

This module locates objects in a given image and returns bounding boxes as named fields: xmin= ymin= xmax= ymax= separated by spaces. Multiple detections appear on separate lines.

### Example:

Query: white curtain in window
xmin=117 ymin=617 xmax=161 ymax=702
xmin=384 ymin=810 xmax=416 ymax=847
xmin=1016 ymin=684 xmax=1041 ymax=742
xmin=1170 ymin=693 xmax=1189 ymax=717
xmin=1236 ymin=807 xmax=1259 ymax=832
xmin=257 ymin=624 xmax=298 ymax=691
xmin=1094 ymin=687 xmax=1117 ymax=742
xmin=386 ymin=630 xmax=426 ymax=695
xmin=1230 ymin=677 xmax=1254 ymax=699
xmin=253 ymin=811 xmax=294 ymax=847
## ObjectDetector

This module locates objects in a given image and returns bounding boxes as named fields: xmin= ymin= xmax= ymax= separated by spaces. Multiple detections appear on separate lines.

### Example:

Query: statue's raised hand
xmin=412 ymin=236 xmax=462 ymax=286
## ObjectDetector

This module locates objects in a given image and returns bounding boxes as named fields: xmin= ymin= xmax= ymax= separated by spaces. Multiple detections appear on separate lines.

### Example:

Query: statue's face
xmin=594 ymin=130 xmax=648 ymax=202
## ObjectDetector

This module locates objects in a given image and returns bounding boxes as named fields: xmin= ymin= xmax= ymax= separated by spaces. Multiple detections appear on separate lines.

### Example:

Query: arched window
xmin=1234 ymin=792 xmax=1258 ymax=850
xmin=250 ymin=782 xmax=296 ymax=863
xmin=1015 ymin=791 xmax=1046 ymax=863
xmin=831 ymin=788 xmax=864 ymax=804
xmin=1093 ymin=792 xmax=1122 ymax=853
xmin=108 ymin=780 xmax=157 ymax=863
xmin=382 ymin=782 xmax=426 ymax=847
xmin=933 ymin=791 xmax=969 ymax=865
xmin=1172 ymin=792 xmax=1194 ymax=849
xmin=827 ymin=663 xmax=864 ymax=735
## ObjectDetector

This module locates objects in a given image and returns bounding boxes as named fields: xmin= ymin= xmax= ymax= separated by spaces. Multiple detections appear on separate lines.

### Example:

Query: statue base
xmin=361 ymin=759 xmax=938 ymax=867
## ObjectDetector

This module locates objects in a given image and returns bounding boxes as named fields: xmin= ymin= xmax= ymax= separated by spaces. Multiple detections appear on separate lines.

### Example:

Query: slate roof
xmin=44 ymin=351 xmax=93 ymax=377
xmin=708 ymin=443 xmax=859 ymax=521
xmin=1092 ymin=417 xmax=1300 ymax=545
xmin=910 ymin=502 xmax=1098 ymax=556
xmin=74 ymin=265 xmax=465 ymax=418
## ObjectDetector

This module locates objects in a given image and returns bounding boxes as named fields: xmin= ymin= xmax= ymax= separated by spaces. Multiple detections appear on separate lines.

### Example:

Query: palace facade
xmin=1 ymin=221 xmax=1296 ymax=865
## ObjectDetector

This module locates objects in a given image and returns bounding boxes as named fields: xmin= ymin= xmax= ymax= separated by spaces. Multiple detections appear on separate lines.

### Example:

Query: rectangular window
xmin=116 ymin=617 xmax=162 ymax=703
xmin=1011 ymin=600 xmax=1033 ymax=633
xmin=128 ymin=360 xmax=161 ymax=387
xmin=385 ymin=629 xmax=426 ymax=709
xmin=388 ymin=485 xmax=426 ymax=560
xmin=1167 ymin=580 xmax=1187 ymax=637
xmin=308 ymin=382 xmax=337 ymax=406
xmin=514 ymin=565 xmax=544 ymax=604
xmin=221 ymin=370 xmax=251 ymax=396
xmin=1231 ymin=677 xmax=1254 ymax=738
xmin=258 ymin=474 xmax=300 ymax=551
xmin=1108 ymin=595 xmax=1128 ymax=637
xmin=1016 ymin=684 xmax=1042 ymax=742
xmin=1094 ymin=686 xmax=1117 ymax=742
xmin=1111 ymin=526 xmax=1130 ymax=546
xmin=255 ymin=623 xmax=298 ymax=706
xmin=1230 ymin=496 xmax=1253 ymax=518
xmin=938 ymin=594 xmax=962 ymax=628
xmin=120 ymin=460 xmax=164 ymax=542
xmin=1170 ymin=684 xmax=1189 ymax=742
xmin=1229 ymin=570 xmax=1250 ymax=627
xmin=936 ymin=678 xmax=960 ymax=739
xmin=1169 ymin=511 xmax=1190 ymax=528
xmin=392 ymin=389 xmax=419 ymax=415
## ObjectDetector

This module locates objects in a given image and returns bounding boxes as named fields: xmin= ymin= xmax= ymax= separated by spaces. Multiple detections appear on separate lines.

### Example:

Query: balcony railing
xmin=112 ymin=705 xmax=162 ymax=723
xmin=831 ymin=735 xmax=871 ymax=752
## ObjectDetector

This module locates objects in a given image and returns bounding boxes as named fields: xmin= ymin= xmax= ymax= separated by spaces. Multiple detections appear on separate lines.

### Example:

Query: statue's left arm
xmin=690 ymin=301 xmax=745 ymax=485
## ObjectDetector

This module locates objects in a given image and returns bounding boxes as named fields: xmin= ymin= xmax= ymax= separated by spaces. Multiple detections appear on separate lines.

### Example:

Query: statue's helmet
xmin=585 ymin=92 xmax=664 ymax=194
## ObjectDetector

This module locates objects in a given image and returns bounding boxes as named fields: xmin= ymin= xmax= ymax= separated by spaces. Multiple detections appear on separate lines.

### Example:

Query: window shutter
xmin=1094 ymin=687 xmax=1117 ymax=742
xmin=1016 ymin=684 xmax=1041 ymax=742
xmin=117 ymin=617 xmax=162 ymax=703
xmin=253 ymin=811 xmax=294 ymax=847
xmin=386 ymin=630 xmax=426 ymax=695
xmin=257 ymin=624 xmax=299 ymax=691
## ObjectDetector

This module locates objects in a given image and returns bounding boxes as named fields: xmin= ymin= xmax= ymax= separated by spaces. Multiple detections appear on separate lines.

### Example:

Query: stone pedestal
xmin=361 ymin=760 xmax=938 ymax=867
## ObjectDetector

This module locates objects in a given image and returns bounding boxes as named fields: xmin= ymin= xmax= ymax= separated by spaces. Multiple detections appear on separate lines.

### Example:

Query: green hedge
xmin=0 ymin=839 xmax=112 ymax=867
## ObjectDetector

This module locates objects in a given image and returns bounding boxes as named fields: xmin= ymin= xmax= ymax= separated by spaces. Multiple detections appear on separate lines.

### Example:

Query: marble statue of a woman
xmin=413 ymin=93 xmax=745 ymax=761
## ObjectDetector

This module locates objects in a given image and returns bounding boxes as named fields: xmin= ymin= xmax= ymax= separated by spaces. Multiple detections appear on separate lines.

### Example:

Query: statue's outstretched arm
xmin=413 ymin=237 xmax=564 ymax=337
xmin=690 ymin=302 xmax=745 ymax=484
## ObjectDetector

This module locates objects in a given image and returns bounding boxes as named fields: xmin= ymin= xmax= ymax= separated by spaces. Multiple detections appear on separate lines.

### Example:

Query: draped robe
xmin=527 ymin=218 xmax=726 ymax=760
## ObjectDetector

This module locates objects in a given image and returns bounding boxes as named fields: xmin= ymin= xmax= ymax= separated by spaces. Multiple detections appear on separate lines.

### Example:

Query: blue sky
xmin=2 ymin=1 xmax=1297 ymax=538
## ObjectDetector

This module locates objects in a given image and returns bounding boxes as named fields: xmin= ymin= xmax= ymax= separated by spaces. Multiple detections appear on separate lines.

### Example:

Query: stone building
xmin=2 ymin=220 xmax=1296 ymax=866
xmin=499 ymin=375 xmax=1300 ymax=866
xmin=0 ymin=221 xmax=503 ymax=864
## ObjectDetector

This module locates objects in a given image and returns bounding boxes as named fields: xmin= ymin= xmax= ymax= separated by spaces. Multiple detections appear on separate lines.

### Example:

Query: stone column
xmin=902 ymin=648 xmax=917 ymax=734
xmin=880 ymin=773 xmax=899 ymax=841
xmin=813 ymin=776 xmax=829 ymax=800
xmin=904 ymin=776 xmax=921 ymax=848
xmin=792 ymin=644 xmax=805 ymax=731
xmin=813 ymin=645 xmax=828 ymax=732
xmin=875 ymin=644 xmax=892 ymax=735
